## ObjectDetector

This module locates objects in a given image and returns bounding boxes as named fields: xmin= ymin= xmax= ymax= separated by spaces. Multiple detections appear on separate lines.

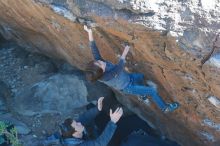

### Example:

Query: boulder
xmin=12 ymin=74 xmax=88 ymax=116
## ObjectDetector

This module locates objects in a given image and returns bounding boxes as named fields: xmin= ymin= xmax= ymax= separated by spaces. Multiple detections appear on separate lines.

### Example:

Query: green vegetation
xmin=0 ymin=121 xmax=22 ymax=146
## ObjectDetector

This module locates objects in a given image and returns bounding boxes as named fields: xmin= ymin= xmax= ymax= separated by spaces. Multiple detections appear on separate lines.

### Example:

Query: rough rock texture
xmin=0 ymin=0 xmax=220 ymax=146
xmin=0 ymin=80 xmax=11 ymax=113
xmin=11 ymin=74 xmax=88 ymax=116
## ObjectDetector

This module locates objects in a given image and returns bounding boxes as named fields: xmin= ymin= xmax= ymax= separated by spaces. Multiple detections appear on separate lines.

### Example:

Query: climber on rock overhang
xmin=83 ymin=25 xmax=179 ymax=113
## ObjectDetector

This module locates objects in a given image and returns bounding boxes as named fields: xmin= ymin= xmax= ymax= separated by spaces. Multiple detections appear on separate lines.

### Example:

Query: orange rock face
xmin=0 ymin=0 xmax=220 ymax=146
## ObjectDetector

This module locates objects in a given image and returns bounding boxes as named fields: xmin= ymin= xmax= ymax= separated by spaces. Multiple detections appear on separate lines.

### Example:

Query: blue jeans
xmin=122 ymin=73 xmax=167 ymax=111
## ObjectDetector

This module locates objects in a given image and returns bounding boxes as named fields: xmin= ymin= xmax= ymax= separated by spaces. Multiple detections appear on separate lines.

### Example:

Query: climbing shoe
xmin=140 ymin=96 xmax=151 ymax=106
xmin=137 ymin=96 xmax=151 ymax=106
xmin=143 ymin=98 xmax=151 ymax=106
xmin=163 ymin=102 xmax=180 ymax=113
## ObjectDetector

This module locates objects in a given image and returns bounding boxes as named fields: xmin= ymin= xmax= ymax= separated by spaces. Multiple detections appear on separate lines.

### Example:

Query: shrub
xmin=0 ymin=121 xmax=22 ymax=146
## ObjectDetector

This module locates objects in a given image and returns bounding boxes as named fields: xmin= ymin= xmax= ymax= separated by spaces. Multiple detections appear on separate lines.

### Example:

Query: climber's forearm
xmin=121 ymin=46 xmax=130 ymax=60
xmin=88 ymin=31 xmax=94 ymax=42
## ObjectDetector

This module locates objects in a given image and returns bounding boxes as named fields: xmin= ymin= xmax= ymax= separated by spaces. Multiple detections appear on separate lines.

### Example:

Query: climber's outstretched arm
xmin=121 ymin=45 xmax=130 ymax=60
xmin=84 ymin=25 xmax=94 ymax=42
xmin=84 ymin=25 xmax=103 ymax=60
